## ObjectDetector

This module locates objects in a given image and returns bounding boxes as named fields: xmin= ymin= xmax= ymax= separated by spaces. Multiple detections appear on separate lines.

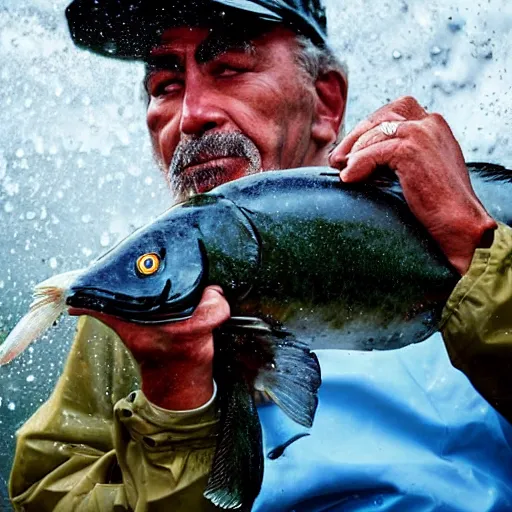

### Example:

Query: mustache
xmin=168 ymin=132 xmax=262 ymax=199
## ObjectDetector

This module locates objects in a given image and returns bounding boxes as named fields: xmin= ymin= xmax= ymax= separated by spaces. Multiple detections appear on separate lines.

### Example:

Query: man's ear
xmin=311 ymin=70 xmax=347 ymax=147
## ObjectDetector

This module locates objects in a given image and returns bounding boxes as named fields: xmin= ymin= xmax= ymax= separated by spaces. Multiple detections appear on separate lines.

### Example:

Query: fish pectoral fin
xmin=254 ymin=333 xmax=321 ymax=428
xmin=218 ymin=319 xmax=322 ymax=429
xmin=208 ymin=320 xmax=321 ymax=509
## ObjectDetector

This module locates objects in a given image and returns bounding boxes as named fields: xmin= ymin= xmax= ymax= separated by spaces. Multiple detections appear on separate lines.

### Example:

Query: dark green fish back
xmin=207 ymin=168 xmax=458 ymax=350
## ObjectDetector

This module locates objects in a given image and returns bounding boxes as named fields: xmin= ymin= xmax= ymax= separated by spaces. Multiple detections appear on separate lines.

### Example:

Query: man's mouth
xmin=180 ymin=157 xmax=249 ymax=194
xmin=168 ymin=133 xmax=262 ymax=198
xmin=183 ymin=156 xmax=242 ymax=172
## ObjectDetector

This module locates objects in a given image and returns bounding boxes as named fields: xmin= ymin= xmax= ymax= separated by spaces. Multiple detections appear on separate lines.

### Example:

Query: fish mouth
xmin=66 ymin=287 xmax=197 ymax=324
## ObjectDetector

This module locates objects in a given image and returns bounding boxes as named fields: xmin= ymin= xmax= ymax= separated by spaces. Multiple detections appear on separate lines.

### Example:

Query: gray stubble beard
xmin=167 ymin=132 xmax=262 ymax=201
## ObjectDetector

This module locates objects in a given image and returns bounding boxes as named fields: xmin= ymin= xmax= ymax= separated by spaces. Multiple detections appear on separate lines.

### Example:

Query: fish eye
xmin=136 ymin=253 xmax=160 ymax=276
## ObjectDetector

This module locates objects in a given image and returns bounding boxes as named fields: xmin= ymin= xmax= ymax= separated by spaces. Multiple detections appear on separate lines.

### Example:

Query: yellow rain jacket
xmin=8 ymin=317 xmax=219 ymax=512
xmin=9 ymin=222 xmax=512 ymax=512
xmin=442 ymin=222 xmax=512 ymax=421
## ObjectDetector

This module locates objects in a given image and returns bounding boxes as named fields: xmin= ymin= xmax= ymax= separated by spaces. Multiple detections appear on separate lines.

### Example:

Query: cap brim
xmin=66 ymin=0 xmax=326 ymax=60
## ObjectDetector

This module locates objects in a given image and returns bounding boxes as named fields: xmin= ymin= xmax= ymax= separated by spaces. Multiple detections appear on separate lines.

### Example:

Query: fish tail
xmin=0 ymin=270 xmax=83 ymax=366
xmin=0 ymin=300 xmax=64 ymax=365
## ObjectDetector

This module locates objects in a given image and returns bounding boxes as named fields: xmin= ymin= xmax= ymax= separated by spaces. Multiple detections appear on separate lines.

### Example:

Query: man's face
xmin=145 ymin=25 xmax=321 ymax=201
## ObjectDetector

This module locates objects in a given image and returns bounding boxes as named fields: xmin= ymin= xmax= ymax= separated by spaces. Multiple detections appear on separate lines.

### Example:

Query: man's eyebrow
xmin=143 ymin=32 xmax=257 ymax=85
xmin=196 ymin=33 xmax=256 ymax=64
xmin=144 ymin=53 xmax=184 ymax=73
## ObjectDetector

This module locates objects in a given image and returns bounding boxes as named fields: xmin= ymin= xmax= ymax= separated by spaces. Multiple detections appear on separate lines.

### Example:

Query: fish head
xmin=66 ymin=210 xmax=207 ymax=324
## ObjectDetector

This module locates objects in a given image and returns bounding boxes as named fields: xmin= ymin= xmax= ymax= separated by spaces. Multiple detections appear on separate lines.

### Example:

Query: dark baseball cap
xmin=65 ymin=0 xmax=328 ymax=60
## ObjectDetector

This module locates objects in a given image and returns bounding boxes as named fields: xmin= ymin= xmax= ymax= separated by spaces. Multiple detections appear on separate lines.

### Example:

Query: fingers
xmin=331 ymin=111 xmax=405 ymax=164
xmin=350 ymin=122 xmax=403 ymax=154
xmin=190 ymin=286 xmax=231 ymax=332
xmin=80 ymin=286 xmax=230 ymax=344
xmin=330 ymin=96 xmax=428 ymax=168
xmin=340 ymin=139 xmax=402 ymax=183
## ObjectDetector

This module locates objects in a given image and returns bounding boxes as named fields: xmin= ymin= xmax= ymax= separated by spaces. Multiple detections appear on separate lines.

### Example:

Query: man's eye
xmin=216 ymin=65 xmax=240 ymax=77
xmin=212 ymin=62 xmax=249 ymax=77
xmin=154 ymin=80 xmax=183 ymax=97
xmin=146 ymin=73 xmax=183 ymax=97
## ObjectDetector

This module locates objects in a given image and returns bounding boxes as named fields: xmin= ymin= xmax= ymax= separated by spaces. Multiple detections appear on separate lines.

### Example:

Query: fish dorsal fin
xmin=467 ymin=162 xmax=512 ymax=183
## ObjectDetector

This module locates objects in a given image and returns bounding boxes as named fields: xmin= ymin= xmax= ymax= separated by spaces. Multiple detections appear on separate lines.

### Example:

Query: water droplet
xmin=26 ymin=211 xmax=36 ymax=220
xmin=374 ymin=495 xmax=384 ymax=506
xmin=104 ymin=41 xmax=118 ymax=54
xmin=33 ymin=136 xmax=44 ymax=155
xmin=392 ymin=50 xmax=402 ymax=60
xmin=81 ymin=214 xmax=92 ymax=224
xmin=49 ymin=257 xmax=58 ymax=269
xmin=447 ymin=16 xmax=465 ymax=33
xmin=15 ymin=148 xmax=25 ymax=158
xmin=100 ymin=232 xmax=110 ymax=247
xmin=8 ymin=402 xmax=15 ymax=411
xmin=82 ymin=247 xmax=93 ymax=257
xmin=26 ymin=375 xmax=35 ymax=383
xmin=0 ymin=153 xmax=6 ymax=180
xmin=144 ymin=176 xmax=153 ymax=186
xmin=4 ymin=201 xmax=14 ymax=213
xmin=430 ymin=45 xmax=442 ymax=56
xmin=55 ymin=86 xmax=63 ymax=97
xmin=127 ymin=165 xmax=142 ymax=177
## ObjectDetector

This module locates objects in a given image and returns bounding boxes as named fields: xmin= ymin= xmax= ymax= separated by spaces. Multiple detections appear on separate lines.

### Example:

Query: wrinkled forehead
xmin=147 ymin=22 xmax=278 ymax=55
xmin=144 ymin=23 xmax=298 ymax=75
xmin=149 ymin=26 xmax=256 ymax=59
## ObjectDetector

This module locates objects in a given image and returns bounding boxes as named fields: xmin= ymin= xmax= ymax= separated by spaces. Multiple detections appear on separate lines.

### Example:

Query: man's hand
xmin=80 ymin=285 xmax=230 ymax=410
xmin=329 ymin=96 xmax=497 ymax=275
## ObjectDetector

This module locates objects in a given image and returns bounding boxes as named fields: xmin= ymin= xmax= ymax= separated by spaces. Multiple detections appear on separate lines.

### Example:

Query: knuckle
xmin=404 ymin=120 xmax=427 ymax=138
xmin=428 ymin=112 xmax=449 ymax=128
xmin=396 ymin=139 xmax=417 ymax=162
xmin=395 ymin=96 xmax=426 ymax=119
xmin=397 ymin=95 xmax=418 ymax=106
xmin=353 ymin=130 xmax=382 ymax=152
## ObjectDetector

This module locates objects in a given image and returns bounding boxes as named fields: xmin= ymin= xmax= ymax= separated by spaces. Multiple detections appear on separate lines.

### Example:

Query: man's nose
xmin=180 ymin=81 xmax=229 ymax=137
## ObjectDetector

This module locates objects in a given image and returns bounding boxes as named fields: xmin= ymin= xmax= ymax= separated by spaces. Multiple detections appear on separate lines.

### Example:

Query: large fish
xmin=1 ymin=163 xmax=511 ymax=510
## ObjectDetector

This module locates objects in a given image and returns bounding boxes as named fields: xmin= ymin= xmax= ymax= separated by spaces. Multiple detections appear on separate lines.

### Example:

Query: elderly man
xmin=9 ymin=1 xmax=512 ymax=511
